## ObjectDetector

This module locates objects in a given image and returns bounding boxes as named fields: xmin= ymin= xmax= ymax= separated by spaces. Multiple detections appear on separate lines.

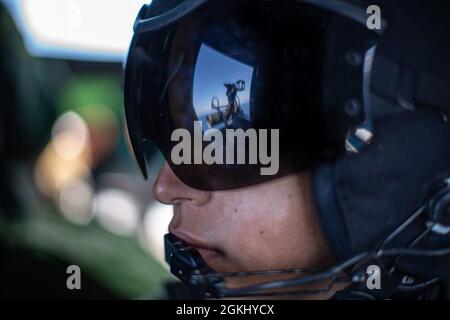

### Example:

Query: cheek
xmin=217 ymin=186 xmax=318 ymax=271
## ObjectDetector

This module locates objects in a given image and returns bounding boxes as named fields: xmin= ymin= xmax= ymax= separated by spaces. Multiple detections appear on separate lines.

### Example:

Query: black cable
xmin=213 ymin=251 xmax=371 ymax=296
xmin=221 ymin=275 xmax=350 ymax=298
xmin=206 ymin=265 xmax=326 ymax=278
xmin=378 ymin=205 xmax=425 ymax=253
xmin=207 ymin=245 xmax=450 ymax=298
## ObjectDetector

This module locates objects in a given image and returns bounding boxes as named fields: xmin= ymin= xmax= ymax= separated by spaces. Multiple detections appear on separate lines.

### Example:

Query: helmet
xmin=124 ymin=0 xmax=450 ymax=299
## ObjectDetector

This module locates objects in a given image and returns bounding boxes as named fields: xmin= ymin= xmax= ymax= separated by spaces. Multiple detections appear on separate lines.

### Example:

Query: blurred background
xmin=0 ymin=0 xmax=176 ymax=299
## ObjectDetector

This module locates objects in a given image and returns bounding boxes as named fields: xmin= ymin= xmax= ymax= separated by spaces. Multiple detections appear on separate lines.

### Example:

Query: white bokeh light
xmin=141 ymin=202 xmax=173 ymax=267
xmin=51 ymin=111 xmax=90 ymax=160
xmin=58 ymin=178 xmax=94 ymax=225
xmin=3 ymin=0 xmax=151 ymax=61
xmin=93 ymin=188 xmax=140 ymax=236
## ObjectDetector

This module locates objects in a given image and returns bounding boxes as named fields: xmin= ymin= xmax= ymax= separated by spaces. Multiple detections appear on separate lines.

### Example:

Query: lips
xmin=169 ymin=229 xmax=223 ymax=265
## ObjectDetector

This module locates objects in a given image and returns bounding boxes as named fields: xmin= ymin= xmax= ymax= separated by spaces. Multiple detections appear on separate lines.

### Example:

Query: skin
xmin=153 ymin=163 xmax=344 ymax=298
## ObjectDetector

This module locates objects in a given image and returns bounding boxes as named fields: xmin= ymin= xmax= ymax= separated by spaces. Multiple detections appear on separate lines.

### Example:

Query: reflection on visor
xmin=193 ymin=44 xmax=253 ymax=130
xmin=124 ymin=0 xmax=356 ymax=190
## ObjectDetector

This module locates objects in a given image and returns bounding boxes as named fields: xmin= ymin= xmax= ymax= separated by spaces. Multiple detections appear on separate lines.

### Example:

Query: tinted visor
xmin=125 ymin=0 xmax=334 ymax=190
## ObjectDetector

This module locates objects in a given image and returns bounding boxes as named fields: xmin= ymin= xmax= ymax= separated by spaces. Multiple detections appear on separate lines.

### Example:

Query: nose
xmin=153 ymin=163 xmax=211 ymax=206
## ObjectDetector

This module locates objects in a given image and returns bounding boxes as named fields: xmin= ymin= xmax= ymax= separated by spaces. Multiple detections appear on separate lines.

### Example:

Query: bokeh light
xmin=3 ymin=0 xmax=151 ymax=61
xmin=58 ymin=178 xmax=94 ymax=225
xmin=34 ymin=111 xmax=93 ymax=198
xmin=1 ymin=0 xmax=171 ymax=299
xmin=141 ymin=202 xmax=173 ymax=268
xmin=93 ymin=188 xmax=140 ymax=237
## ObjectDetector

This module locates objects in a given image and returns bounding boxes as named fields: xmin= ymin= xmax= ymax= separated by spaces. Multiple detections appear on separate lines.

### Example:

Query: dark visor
xmin=124 ymin=0 xmax=368 ymax=190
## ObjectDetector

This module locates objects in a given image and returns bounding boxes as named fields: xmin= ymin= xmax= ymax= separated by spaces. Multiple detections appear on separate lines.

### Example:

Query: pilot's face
xmin=153 ymin=163 xmax=337 ymax=297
